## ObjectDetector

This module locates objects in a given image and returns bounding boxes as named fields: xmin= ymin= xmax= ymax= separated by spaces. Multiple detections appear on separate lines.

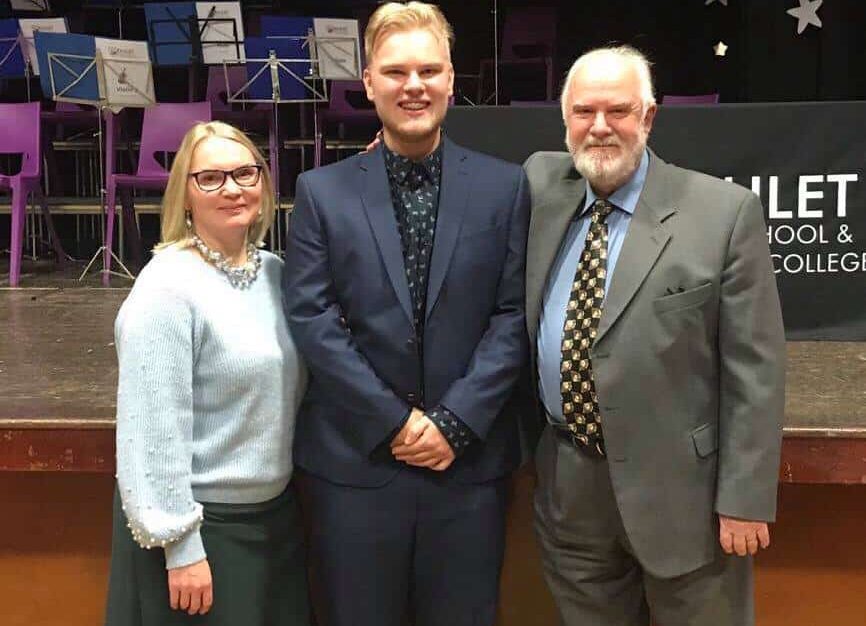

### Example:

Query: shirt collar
xmin=383 ymin=141 xmax=443 ymax=186
xmin=581 ymin=149 xmax=650 ymax=217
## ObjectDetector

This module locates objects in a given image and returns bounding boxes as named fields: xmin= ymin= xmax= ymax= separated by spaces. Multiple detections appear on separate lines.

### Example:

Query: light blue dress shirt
xmin=537 ymin=150 xmax=650 ymax=422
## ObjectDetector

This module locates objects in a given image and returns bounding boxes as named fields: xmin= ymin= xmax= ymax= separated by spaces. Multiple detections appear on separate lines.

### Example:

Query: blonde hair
xmin=364 ymin=1 xmax=454 ymax=62
xmin=560 ymin=45 xmax=656 ymax=120
xmin=155 ymin=121 xmax=274 ymax=252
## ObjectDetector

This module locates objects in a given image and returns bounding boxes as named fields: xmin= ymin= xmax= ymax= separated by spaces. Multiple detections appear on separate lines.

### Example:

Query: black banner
xmin=445 ymin=102 xmax=866 ymax=340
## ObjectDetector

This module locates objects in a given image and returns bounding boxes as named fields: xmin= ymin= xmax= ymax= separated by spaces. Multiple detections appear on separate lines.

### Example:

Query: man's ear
xmin=363 ymin=67 xmax=374 ymax=102
xmin=643 ymin=102 xmax=658 ymax=133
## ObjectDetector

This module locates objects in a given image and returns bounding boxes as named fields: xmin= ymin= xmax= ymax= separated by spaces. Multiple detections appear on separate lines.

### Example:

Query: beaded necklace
xmin=192 ymin=235 xmax=262 ymax=289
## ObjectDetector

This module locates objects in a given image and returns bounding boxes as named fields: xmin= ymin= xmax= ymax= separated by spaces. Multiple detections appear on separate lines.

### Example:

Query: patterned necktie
xmin=560 ymin=199 xmax=615 ymax=456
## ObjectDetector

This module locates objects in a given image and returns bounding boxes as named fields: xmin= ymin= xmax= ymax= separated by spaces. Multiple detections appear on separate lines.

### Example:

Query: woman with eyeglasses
xmin=104 ymin=121 xmax=310 ymax=625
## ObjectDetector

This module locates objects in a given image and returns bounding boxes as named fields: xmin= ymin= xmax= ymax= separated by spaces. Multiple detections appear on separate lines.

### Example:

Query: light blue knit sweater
xmin=114 ymin=246 xmax=306 ymax=569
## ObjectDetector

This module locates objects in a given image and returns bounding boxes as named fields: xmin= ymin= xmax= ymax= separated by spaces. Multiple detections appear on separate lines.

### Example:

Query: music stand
xmin=95 ymin=36 xmax=156 ymax=111
xmin=197 ymin=1 xmax=244 ymax=65
xmin=308 ymin=18 xmax=363 ymax=166
xmin=0 ymin=19 xmax=26 ymax=81
xmin=312 ymin=18 xmax=362 ymax=81
xmin=227 ymin=33 xmax=358 ymax=250
xmin=146 ymin=2 xmax=242 ymax=101
xmin=232 ymin=46 xmax=326 ymax=251
xmin=17 ymin=16 xmax=65 ymax=102
xmin=38 ymin=31 xmax=155 ymax=281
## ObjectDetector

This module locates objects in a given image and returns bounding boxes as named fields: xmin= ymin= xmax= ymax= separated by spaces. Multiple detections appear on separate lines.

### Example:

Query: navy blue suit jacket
xmin=284 ymin=137 xmax=530 ymax=487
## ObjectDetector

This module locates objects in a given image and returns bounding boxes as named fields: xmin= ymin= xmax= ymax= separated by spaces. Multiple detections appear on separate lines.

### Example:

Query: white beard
xmin=568 ymin=128 xmax=648 ymax=193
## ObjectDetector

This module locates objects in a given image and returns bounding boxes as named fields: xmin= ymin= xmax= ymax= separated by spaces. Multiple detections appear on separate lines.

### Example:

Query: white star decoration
xmin=787 ymin=0 xmax=823 ymax=35
xmin=713 ymin=41 xmax=728 ymax=56
xmin=705 ymin=0 xmax=728 ymax=5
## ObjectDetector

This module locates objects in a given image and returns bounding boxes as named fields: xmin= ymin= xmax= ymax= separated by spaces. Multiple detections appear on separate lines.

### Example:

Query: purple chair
xmin=103 ymin=101 xmax=212 ymax=285
xmin=206 ymin=65 xmax=262 ymax=113
xmin=662 ymin=93 xmax=720 ymax=105
xmin=205 ymin=65 xmax=279 ymax=198
xmin=0 ymin=102 xmax=66 ymax=287
xmin=317 ymin=80 xmax=378 ymax=165
xmin=479 ymin=6 xmax=557 ymax=103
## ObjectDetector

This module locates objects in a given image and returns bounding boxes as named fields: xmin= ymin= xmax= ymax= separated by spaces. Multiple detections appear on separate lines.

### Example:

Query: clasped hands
xmin=718 ymin=515 xmax=771 ymax=556
xmin=391 ymin=407 xmax=455 ymax=471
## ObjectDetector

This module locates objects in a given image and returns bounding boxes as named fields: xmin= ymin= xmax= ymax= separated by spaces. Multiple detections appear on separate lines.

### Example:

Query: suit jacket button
xmin=407 ymin=337 xmax=416 ymax=347
xmin=407 ymin=393 xmax=417 ymax=404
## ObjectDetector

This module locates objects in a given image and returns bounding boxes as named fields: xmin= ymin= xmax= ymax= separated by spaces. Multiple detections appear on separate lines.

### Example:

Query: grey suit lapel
xmin=359 ymin=148 xmax=414 ymax=324
xmin=596 ymin=154 xmax=676 ymax=345
xmin=526 ymin=172 xmax=584 ymax=347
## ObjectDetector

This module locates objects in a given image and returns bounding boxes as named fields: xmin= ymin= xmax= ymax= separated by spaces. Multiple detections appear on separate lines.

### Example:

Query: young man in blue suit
xmin=283 ymin=3 xmax=530 ymax=625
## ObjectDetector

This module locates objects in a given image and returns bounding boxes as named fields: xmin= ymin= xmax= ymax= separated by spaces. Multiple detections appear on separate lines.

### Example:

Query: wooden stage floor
xmin=2 ymin=286 xmax=866 ymax=481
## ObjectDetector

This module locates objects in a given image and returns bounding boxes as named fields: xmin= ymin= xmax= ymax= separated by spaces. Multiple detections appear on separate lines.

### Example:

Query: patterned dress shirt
xmin=383 ymin=142 xmax=476 ymax=456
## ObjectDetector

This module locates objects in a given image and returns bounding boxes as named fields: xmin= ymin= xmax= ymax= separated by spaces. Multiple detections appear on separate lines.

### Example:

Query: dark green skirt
xmin=104 ymin=483 xmax=311 ymax=626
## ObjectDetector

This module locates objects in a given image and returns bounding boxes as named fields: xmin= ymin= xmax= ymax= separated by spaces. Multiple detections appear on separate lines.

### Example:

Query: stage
xmin=2 ymin=286 xmax=866 ymax=625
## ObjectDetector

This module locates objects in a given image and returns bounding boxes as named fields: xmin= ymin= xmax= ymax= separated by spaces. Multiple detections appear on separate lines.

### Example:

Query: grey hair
xmin=560 ymin=45 xmax=656 ymax=120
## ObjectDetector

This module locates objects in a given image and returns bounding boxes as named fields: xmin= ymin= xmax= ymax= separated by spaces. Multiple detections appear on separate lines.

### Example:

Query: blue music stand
xmin=260 ymin=15 xmax=313 ymax=79
xmin=35 ymin=31 xmax=98 ymax=103
xmin=251 ymin=16 xmax=329 ymax=172
xmin=144 ymin=1 xmax=196 ymax=67
xmin=242 ymin=35 xmax=321 ymax=103
xmin=35 ymin=30 xmax=143 ymax=281
xmin=0 ymin=18 xmax=25 ymax=78
xmin=145 ymin=2 xmax=241 ymax=101
xmin=221 ymin=34 xmax=326 ymax=246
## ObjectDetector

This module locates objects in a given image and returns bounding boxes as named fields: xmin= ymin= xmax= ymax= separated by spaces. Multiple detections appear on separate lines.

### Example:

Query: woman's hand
xmin=168 ymin=558 xmax=213 ymax=615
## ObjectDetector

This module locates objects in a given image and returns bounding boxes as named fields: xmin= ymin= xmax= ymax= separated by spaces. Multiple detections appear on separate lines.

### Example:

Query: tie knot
xmin=591 ymin=199 xmax=615 ymax=222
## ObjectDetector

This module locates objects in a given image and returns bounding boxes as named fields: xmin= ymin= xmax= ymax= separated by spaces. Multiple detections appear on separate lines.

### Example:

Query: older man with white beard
xmin=522 ymin=45 xmax=785 ymax=626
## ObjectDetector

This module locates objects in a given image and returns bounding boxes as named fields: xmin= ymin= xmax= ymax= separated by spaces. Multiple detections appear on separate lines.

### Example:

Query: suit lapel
xmin=526 ymin=172 xmax=585 ymax=347
xmin=425 ymin=137 xmax=469 ymax=320
xmin=359 ymin=147 xmax=414 ymax=323
xmin=595 ymin=154 xmax=676 ymax=344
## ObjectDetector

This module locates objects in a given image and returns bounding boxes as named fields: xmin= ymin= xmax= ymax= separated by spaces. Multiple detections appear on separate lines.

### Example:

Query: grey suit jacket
xmin=524 ymin=150 xmax=786 ymax=578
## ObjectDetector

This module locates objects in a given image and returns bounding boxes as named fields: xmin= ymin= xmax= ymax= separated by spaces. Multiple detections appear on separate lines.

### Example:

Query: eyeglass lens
xmin=195 ymin=165 xmax=261 ymax=190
